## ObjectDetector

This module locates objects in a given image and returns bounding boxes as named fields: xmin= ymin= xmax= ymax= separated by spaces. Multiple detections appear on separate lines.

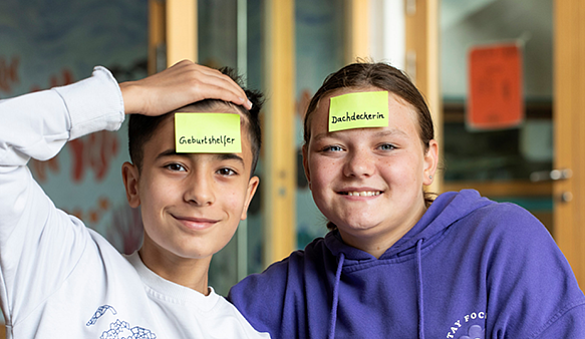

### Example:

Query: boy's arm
xmin=0 ymin=66 xmax=124 ymax=326
xmin=0 ymin=60 xmax=251 ymax=326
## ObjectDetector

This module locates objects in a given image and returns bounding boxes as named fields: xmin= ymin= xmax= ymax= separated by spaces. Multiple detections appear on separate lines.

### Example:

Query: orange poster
xmin=467 ymin=43 xmax=524 ymax=130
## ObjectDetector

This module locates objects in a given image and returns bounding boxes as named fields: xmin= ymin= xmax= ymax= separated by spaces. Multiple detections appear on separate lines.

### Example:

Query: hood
xmin=323 ymin=189 xmax=493 ymax=339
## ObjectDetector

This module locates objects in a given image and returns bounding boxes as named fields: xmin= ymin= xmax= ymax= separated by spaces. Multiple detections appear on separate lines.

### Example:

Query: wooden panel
xmin=262 ymin=0 xmax=296 ymax=266
xmin=554 ymin=0 xmax=585 ymax=289
xmin=148 ymin=0 xmax=165 ymax=75
xmin=404 ymin=0 xmax=442 ymax=194
xmin=443 ymin=181 xmax=552 ymax=198
xmin=166 ymin=0 xmax=197 ymax=65
xmin=344 ymin=0 xmax=370 ymax=63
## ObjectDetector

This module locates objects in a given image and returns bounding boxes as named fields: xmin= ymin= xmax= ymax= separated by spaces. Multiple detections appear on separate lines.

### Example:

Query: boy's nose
xmin=183 ymin=172 xmax=215 ymax=206
xmin=343 ymin=149 xmax=375 ymax=178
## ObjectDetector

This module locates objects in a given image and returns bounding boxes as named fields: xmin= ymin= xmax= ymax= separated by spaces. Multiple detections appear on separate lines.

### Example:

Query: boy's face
xmin=123 ymin=106 xmax=259 ymax=262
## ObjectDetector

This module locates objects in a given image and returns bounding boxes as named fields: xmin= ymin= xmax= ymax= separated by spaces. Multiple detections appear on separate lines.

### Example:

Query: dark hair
xmin=303 ymin=62 xmax=435 ymax=230
xmin=128 ymin=67 xmax=263 ymax=176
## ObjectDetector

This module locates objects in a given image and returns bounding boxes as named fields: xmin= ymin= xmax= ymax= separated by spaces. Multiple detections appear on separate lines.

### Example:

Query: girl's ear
xmin=302 ymin=145 xmax=311 ymax=189
xmin=122 ymin=162 xmax=141 ymax=208
xmin=423 ymin=139 xmax=439 ymax=186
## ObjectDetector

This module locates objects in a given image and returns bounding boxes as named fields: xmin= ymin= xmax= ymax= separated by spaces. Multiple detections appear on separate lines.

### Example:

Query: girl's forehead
xmin=322 ymin=86 xmax=383 ymax=104
xmin=312 ymin=87 xmax=419 ymax=130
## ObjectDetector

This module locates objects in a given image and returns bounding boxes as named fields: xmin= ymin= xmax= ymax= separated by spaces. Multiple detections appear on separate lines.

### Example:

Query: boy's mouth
xmin=172 ymin=214 xmax=220 ymax=230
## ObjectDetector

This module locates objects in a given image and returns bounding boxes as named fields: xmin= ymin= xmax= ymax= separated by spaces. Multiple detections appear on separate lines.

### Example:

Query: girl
xmin=229 ymin=62 xmax=585 ymax=338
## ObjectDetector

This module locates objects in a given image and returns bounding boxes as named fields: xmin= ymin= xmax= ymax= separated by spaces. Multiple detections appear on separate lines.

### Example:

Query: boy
xmin=0 ymin=60 xmax=270 ymax=338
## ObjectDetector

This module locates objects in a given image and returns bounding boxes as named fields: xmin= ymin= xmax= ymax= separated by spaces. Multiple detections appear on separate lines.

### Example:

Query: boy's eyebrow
xmin=215 ymin=153 xmax=245 ymax=164
xmin=156 ymin=149 xmax=185 ymax=160
xmin=155 ymin=149 xmax=245 ymax=164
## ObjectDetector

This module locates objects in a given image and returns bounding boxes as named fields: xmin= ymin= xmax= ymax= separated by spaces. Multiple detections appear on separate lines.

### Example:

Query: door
xmin=407 ymin=0 xmax=584 ymax=290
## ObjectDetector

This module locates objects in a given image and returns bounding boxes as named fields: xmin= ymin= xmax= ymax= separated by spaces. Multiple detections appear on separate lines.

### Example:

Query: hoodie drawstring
xmin=328 ymin=244 xmax=424 ymax=339
xmin=328 ymin=252 xmax=345 ymax=339
xmin=416 ymin=239 xmax=425 ymax=339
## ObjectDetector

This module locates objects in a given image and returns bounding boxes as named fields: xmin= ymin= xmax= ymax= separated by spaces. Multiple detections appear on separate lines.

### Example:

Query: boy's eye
xmin=217 ymin=168 xmax=237 ymax=176
xmin=165 ymin=163 xmax=186 ymax=172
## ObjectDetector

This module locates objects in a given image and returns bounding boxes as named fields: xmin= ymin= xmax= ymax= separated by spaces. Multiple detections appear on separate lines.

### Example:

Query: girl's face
xmin=303 ymin=87 xmax=438 ymax=257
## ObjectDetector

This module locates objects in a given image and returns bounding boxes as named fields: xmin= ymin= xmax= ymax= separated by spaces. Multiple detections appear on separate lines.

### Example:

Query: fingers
xmin=169 ymin=60 xmax=252 ymax=109
xmin=121 ymin=60 xmax=252 ymax=116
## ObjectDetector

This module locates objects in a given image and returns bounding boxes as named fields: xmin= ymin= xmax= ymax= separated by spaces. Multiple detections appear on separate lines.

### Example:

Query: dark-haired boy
xmin=0 ymin=60 xmax=269 ymax=338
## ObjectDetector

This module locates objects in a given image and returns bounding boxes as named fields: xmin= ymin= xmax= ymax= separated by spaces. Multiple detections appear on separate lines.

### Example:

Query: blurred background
xmin=0 ymin=1 xmax=583 ymax=319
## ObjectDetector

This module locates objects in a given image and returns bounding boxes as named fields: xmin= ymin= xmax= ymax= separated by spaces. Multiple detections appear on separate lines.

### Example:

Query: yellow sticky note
xmin=175 ymin=113 xmax=241 ymax=153
xmin=329 ymin=91 xmax=389 ymax=132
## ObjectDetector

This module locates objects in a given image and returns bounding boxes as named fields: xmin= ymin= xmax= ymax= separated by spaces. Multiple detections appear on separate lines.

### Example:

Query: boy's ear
xmin=122 ymin=162 xmax=141 ymax=208
xmin=240 ymin=175 xmax=260 ymax=221
xmin=302 ymin=145 xmax=311 ymax=189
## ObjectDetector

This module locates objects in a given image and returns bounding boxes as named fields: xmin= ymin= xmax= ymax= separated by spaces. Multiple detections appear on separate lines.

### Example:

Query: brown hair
xmin=302 ymin=62 xmax=436 ymax=230
xmin=304 ymin=62 xmax=434 ymax=150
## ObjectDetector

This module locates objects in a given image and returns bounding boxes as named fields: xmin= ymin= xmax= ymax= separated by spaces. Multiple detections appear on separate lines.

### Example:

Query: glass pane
xmin=441 ymin=0 xmax=554 ymax=228
xmin=0 ymin=0 xmax=149 ymax=325
xmin=198 ymin=0 xmax=265 ymax=295
xmin=295 ymin=0 xmax=345 ymax=249
xmin=198 ymin=0 xmax=238 ymax=68
xmin=441 ymin=0 xmax=553 ymax=181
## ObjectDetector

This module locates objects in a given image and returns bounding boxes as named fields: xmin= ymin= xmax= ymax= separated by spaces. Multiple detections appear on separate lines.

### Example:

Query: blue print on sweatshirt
xmin=459 ymin=325 xmax=485 ymax=339
xmin=87 ymin=305 xmax=157 ymax=339
xmin=87 ymin=305 xmax=117 ymax=326
xmin=100 ymin=319 xmax=156 ymax=339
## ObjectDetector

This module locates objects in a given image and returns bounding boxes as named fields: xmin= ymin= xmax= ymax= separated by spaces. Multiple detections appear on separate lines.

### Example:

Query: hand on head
xmin=120 ymin=60 xmax=253 ymax=116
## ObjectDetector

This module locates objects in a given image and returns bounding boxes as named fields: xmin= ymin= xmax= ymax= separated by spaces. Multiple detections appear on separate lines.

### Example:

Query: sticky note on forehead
xmin=175 ymin=113 xmax=241 ymax=153
xmin=329 ymin=91 xmax=389 ymax=132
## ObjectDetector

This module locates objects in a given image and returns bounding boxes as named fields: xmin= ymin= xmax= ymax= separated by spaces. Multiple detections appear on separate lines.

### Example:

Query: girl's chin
xmin=336 ymin=221 xmax=380 ymax=233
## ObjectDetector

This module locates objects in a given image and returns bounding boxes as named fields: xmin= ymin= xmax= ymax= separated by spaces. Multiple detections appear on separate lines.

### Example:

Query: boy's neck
xmin=138 ymin=239 xmax=211 ymax=295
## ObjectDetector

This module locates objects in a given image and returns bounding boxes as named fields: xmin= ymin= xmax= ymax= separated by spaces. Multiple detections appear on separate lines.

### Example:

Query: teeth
xmin=346 ymin=191 xmax=381 ymax=196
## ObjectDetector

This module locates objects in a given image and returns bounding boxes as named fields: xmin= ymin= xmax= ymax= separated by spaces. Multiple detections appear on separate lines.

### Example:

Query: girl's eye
xmin=217 ymin=168 xmax=237 ymax=176
xmin=378 ymin=144 xmax=396 ymax=151
xmin=166 ymin=163 xmax=186 ymax=172
xmin=322 ymin=145 xmax=343 ymax=152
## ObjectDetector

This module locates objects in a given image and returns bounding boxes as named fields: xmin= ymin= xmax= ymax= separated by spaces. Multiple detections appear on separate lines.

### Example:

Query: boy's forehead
xmin=145 ymin=115 xmax=254 ymax=161
xmin=158 ymin=104 xmax=255 ymax=163
xmin=176 ymin=103 xmax=241 ymax=115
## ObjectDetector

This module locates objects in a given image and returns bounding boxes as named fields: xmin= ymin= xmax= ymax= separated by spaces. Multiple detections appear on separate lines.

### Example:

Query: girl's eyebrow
xmin=312 ymin=128 xmax=408 ymax=142
xmin=372 ymin=129 xmax=408 ymax=138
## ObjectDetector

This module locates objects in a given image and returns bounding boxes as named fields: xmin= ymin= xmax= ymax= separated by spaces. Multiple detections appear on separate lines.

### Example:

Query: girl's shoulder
xmin=458 ymin=198 xmax=548 ymax=237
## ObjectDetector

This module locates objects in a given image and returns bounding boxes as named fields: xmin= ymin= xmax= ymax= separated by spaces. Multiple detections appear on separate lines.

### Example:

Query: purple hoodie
xmin=229 ymin=190 xmax=585 ymax=338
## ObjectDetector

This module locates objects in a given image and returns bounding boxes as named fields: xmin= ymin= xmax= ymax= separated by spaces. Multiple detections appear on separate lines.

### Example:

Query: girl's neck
xmin=339 ymin=202 xmax=427 ymax=259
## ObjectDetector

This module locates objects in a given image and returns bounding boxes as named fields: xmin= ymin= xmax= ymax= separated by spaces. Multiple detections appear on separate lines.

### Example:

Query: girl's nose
xmin=343 ymin=148 xmax=375 ymax=178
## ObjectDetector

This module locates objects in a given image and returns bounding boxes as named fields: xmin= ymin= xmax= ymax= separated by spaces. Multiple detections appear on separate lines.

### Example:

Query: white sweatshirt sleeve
xmin=0 ymin=66 xmax=124 ymax=326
